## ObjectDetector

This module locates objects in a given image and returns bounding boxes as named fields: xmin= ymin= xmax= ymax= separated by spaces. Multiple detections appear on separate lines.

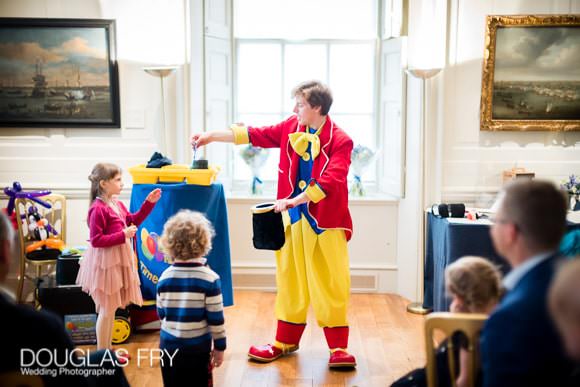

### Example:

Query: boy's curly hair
xmin=160 ymin=210 xmax=215 ymax=261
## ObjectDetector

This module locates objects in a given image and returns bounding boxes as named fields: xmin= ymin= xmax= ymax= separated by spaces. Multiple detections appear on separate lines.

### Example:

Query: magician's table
xmin=130 ymin=182 xmax=233 ymax=316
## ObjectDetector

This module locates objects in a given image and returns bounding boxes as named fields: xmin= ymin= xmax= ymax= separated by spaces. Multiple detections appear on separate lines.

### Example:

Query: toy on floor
xmin=112 ymin=309 xmax=132 ymax=344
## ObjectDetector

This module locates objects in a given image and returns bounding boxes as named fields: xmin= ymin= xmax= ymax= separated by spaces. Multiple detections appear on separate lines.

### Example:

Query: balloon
xmin=3 ymin=181 xmax=52 ymax=216
xmin=154 ymin=250 xmax=165 ymax=262
xmin=140 ymin=227 xmax=149 ymax=242
xmin=141 ymin=242 xmax=154 ymax=260
xmin=147 ymin=236 xmax=156 ymax=254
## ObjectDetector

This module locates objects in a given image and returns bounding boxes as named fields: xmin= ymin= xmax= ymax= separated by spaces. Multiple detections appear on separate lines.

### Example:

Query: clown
xmin=191 ymin=80 xmax=355 ymax=368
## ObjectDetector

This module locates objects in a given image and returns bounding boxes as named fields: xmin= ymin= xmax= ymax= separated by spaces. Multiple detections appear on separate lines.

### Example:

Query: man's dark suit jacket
xmin=0 ymin=291 xmax=129 ymax=387
xmin=0 ymin=291 xmax=90 ymax=386
xmin=481 ymin=255 xmax=575 ymax=387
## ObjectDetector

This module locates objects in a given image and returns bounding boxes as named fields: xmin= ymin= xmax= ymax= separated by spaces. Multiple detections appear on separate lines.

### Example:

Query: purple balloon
xmin=154 ymin=250 xmax=165 ymax=262
xmin=4 ymin=182 xmax=51 ymax=215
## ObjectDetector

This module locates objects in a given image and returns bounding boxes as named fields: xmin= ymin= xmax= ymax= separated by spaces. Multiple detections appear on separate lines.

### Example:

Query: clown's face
xmin=293 ymin=94 xmax=321 ymax=127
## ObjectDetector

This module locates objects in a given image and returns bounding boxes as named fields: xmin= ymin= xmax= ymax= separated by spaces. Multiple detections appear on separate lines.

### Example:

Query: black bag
xmin=37 ymin=283 xmax=96 ymax=317
xmin=252 ymin=202 xmax=285 ymax=250
xmin=431 ymin=203 xmax=466 ymax=218
xmin=26 ymin=248 xmax=61 ymax=261
xmin=56 ymin=254 xmax=81 ymax=285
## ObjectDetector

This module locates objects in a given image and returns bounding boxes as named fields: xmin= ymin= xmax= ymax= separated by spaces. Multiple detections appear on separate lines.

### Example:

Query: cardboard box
xmin=502 ymin=167 xmax=535 ymax=183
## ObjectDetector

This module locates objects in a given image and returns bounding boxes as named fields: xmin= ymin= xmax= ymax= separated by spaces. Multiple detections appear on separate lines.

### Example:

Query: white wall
xmin=0 ymin=0 xmax=185 ymax=283
xmin=396 ymin=0 xmax=441 ymax=302
xmin=0 ymin=0 xmax=188 ymax=191
xmin=227 ymin=197 xmax=399 ymax=293
xmin=6 ymin=0 xmax=578 ymax=300
xmin=0 ymin=0 xmax=400 ymax=295
xmin=396 ymin=0 xmax=580 ymax=302
xmin=440 ymin=0 xmax=580 ymax=206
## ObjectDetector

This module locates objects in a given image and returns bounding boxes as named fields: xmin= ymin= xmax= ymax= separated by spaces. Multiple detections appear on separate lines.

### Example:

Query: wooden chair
xmin=424 ymin=312 xmax=488 ymax=387
xmin=14 ymin=194 xmax=66 ymax=305
xmin=0 ymin=371 xmax=44 ymax=387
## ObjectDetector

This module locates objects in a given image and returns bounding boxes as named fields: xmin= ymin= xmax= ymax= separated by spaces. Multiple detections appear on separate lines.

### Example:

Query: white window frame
xmin=226 ymin=0 xmax=409 ymax=197
xmin=232 ymin=37 xmax=380 ymax=194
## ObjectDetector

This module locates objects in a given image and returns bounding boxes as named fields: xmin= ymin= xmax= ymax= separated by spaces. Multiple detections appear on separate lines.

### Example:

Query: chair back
xmin=15 ymin=194 xmax=67 ymax=260
xmin=425 ymin=312 xmax=487 ymax=387
xmin=0 ymin=371 xmax=44 ymax=387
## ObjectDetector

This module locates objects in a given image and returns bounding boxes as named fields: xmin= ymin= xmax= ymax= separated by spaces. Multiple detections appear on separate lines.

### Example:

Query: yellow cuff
xmin=230 ymin=124 xmax=249 ymax=145
xmin=274 ymin=340 xmax=299 ymax=353
xmin=305 ymin=179 xmax=326 ymax=203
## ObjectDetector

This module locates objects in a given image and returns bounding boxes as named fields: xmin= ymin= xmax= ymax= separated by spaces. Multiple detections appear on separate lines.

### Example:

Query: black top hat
xmin=251 ymin=202 xmax=285 ymax=250
xmin=191 ymin=159 xmax=208 ymax=169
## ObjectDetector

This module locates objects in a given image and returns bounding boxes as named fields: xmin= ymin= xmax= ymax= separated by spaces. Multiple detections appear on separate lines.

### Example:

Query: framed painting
xmin=0 ymin=18 xmax=120 ymax=128
xmin=480 ymin=15 xmax=580 ymax=131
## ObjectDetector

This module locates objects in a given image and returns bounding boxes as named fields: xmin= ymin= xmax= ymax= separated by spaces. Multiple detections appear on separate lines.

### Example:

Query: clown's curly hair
xmin=160 ymin=210 xmax=215 ymax=261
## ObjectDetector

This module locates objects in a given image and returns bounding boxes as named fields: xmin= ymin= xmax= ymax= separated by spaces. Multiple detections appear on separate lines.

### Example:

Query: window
xmin=233 ymin=0 xmax=379 ymax=187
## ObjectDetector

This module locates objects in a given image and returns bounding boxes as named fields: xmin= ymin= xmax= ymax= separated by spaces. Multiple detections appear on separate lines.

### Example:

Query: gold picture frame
xmin=480 ymin=15 xmax=580 ymax=131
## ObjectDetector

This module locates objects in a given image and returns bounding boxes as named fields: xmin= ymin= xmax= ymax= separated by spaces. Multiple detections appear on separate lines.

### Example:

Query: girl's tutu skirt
xmin=76 ymin=241 xmax=143 ymax=315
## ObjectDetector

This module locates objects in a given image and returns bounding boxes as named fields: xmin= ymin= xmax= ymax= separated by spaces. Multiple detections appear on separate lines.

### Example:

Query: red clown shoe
xmin=324 ymin=326 xmax=356 ymax=368
xmin=247 ymin=343 xmax=299 ymax=362
xmin=248 ymin=320 xmax=305 ymax=362
xmin=328 ymin=349 xmax=357 ymax=368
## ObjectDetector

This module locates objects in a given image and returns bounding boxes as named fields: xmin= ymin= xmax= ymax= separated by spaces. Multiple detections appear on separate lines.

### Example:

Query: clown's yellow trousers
xmin=275 ymin=214 xmax=350 ymax=327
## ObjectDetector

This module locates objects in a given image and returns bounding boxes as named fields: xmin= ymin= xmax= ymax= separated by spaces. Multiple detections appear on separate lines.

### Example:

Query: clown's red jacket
xmin=232 ymin=115 xmax=353 ymax=241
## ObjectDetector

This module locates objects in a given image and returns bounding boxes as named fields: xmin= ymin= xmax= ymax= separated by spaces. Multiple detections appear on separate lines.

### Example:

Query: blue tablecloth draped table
xmin=423 ymin=213 xmax=509 ymax=312
xmin=423 ymin=211 xmax=580 ymax=312
xmin=130 ymin=182 xmax=233 ymax=308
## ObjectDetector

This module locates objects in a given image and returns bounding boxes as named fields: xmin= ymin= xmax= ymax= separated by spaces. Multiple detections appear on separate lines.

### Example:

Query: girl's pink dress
xmin=76 ymin=197 xmax=155 ymax=315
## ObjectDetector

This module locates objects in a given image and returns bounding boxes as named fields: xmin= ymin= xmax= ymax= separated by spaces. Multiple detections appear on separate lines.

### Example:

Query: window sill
xmin=225 ymin=191 xmax=399 ymax=205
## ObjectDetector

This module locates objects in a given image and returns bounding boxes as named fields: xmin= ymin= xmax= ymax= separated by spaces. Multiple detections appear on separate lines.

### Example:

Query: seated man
xmin=481 ymin=180 xmax=575 ymax=387
xmin=0 ymin=211 xmax=128 ymax=387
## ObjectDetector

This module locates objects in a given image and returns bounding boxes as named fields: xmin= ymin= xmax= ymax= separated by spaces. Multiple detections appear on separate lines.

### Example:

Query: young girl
xmin=392 ymin=256 xmax=502 ymax=387
xmin=77 ymin=162 xmax=161 ymax=350
xmin=446 ymin=256 xmax=502 ymax=387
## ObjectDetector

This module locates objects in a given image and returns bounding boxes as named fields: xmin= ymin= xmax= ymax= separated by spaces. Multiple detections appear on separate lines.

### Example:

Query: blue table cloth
xmin=423 ymin=213 xmax=509 ymax=312
xmin=130 ymin=182 xmax=233 ymax=307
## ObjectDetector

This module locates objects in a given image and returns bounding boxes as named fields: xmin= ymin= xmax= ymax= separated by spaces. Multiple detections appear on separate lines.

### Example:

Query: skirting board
xmin=231 ymin=265 xmax=398 ymax=293
xmin=5 ymin=267 xmax=399 ymax=295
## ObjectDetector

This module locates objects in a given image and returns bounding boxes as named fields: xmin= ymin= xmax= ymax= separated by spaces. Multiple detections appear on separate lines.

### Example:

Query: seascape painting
xmin=493 ymin=27 xmax=580 ymax=120
xmin=480 ymin=15 xmax=580 ymax=131
xmin=0 ymin=18 xmax=120 ymax=128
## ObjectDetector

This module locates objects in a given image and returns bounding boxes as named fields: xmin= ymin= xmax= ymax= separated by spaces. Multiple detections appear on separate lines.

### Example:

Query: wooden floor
xmin=104 ymin=291 xmax=425 ymax=387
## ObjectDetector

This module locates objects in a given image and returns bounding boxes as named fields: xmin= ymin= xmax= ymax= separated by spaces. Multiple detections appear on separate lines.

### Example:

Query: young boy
xmin=157 ymin=210 xmax=226 ymax=386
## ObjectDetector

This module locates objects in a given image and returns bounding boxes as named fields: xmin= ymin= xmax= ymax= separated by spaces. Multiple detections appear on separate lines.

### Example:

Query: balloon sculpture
xmin=3 ymin=182 xmax=52 ymax=230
